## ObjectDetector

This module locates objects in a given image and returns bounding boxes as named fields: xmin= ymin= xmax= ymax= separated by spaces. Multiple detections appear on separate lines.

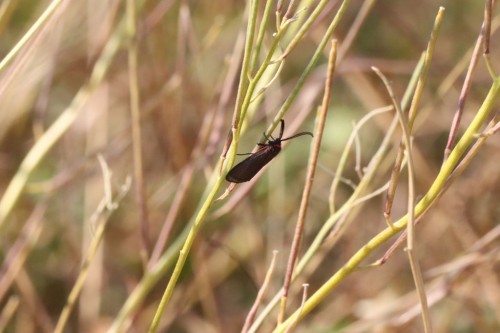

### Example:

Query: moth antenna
xmin=280 ymin=131 xmax=313 ymax=141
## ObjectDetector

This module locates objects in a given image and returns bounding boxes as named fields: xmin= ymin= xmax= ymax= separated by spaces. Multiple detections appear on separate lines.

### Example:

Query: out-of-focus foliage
xmin=0 ymin=1 xmax=498 ymax=333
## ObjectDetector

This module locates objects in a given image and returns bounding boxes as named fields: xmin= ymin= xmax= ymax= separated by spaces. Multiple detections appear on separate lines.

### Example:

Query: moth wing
xmin=226 ymin=145 xmax=281 ymax=183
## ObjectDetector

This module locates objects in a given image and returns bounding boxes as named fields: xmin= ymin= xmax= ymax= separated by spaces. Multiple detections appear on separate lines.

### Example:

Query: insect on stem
xmin=225 ymin=119 xmax=313 ymax=183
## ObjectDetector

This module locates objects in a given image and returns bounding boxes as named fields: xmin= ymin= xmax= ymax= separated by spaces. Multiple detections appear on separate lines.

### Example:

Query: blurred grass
xmin=0 ymin=1 xmax=499 ymax=333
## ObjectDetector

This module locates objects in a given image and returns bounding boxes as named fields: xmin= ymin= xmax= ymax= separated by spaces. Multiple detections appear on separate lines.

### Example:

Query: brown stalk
xmin=374 ymin=66 xmax=431 ymax=332
xmin=0 ymin=204 xmax=46 ymax=302
xmin=127 ymin=0 xmax=150 ymax=263
xmin=278 ymin=40 xmax=337 ymax=324
xmin=384 ymin=5 xmax=443 ymax=226
xmin=443 ymin=26 xmax=484 ymax=161
xmin=241 ymin=251 xmax=278 ymax=333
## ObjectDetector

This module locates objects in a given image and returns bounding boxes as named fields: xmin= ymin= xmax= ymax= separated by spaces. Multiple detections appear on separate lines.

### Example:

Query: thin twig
xmin=249 ymin=0 xmax=274 ymax=74
xmin=483 ymin=0 xmax=498 ymax=78
xmin=372 ymin=113 xmax=500 ymax=266
xmin=0 ymin=0 xmax=64 ymax=73
xmin=273 ymin=70 xmax=500 ymax=333
xmin=0 ymin=296 xmax=19 ymax=332
xmin=226 ymin=0 xmax=260 ymax=165
xmin=482 ymin=119 xmax=500 ymax=135
xmin=381 ymin=53 xmax=423 ymax=224
xmin=278 ymin=40 xmax=337 ymax=324
xmin=277 ymin=0 xmax=342 ymax=61
xmin=283 ymin=284 xmax=309 ymax=333
xmin=270 ymin=0 xmax=351 ymax=127
xmin=250 ymin=52 xmax=426 ymax=333
xmin=483 ymin=0 xmax=492 ymax=55
xmin=241 ymin=251 xmax=279 ymax=333
xmin=14 ymin=267 xmax=54 ymax=333
xmin=345 ymin=233 xmax=500 ymax=332
xmin=329 ymin=105 xmax=393 ymax=214
xmin=127 ymin=0 xmax=150 ymax=263
xmin=54 ymin=160 xmax=131 ymax=333
xmin=0 ymin=204 xmax=45 ymax=302
xmin=353 ymin=122 xmax=363 ymax=179
xmin=444 ymin=24 xmax=484 ymax=160
xmin=350 ymin=181 xmax=390 ymax=207
xmin=374 ymin=66 xmax=431 ymax=333
xmin=284 ymin=0 xmax=297 ymax=21
xmin=384 ymin=7 xmax=444 ymax=226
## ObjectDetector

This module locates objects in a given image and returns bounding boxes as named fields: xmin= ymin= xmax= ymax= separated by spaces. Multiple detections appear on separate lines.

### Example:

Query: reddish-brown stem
xmin=278 ymin=40 xmax=337 ymax=324
xmin=443 ymin=29 xmax=483 ymax=161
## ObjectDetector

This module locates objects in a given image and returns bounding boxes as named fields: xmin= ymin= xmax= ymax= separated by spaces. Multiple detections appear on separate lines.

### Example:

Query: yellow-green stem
xmin=273 ymin=77 xmax=500 ymax=332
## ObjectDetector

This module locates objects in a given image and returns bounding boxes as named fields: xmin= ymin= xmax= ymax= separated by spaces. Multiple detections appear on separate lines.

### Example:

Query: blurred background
xmin=0 ymin=0 xmax=499 ymax=332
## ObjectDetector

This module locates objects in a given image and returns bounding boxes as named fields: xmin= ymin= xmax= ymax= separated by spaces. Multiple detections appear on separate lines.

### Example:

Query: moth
xmin=226 ymin=119 xmax=313 ymax=183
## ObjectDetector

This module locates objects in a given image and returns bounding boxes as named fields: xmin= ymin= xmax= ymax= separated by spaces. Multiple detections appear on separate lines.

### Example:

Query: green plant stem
xmin=127 ymin=0 xmax=150 ymax=264
xmin=329 ymin=105 xmax=393 ymax=213
xmin=0 ymin=5 xmax=137 ymax=230
xmin=146 ymin=1 xmax=267 ymax=331
xmin=273 ymin=77 xmax=500 ymax=333
xmin=0 ymin=0 xmax=64 ymax=74
xmin=242 ymin=251 xmax=278 ymax=333
xmin=374 ymin=66 xmax=431 ymax=332
xmin=249 ymin=0 xmax=274 ymax=73
xmin=385 ymin=7 xmax=444 ymax=225
xmin=147 ymin=168 xmax=226 ymax=332
xmin=226 ymin=0 xmax=260 ymax=166
xmin=107 ymin=228 xmax=187 ymax=333
xmin=279 ymin=0 xmax=331 ymax=59
xmin=267 ymin=0 xmax=352 ymax=136
xmin=237 ymin=17 xmax=291 ymax=131
xmin=248 ymin=53 xmax=425 ymax=333
xmin=54 ymin=173 xmax=130 ymax=333
xmin=146 ymin=1 xmax=353 ymax=329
